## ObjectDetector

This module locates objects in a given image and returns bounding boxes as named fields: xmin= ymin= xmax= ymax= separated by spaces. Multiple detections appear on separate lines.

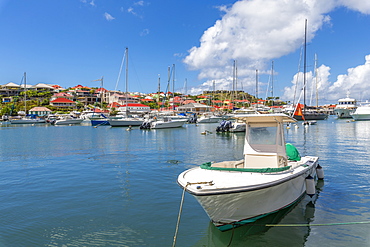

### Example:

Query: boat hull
xmin=109 ymin=119 xmax=144 ymax=127
xmin=177 ymin=157 xmax=319 ymax=231
xmin=229 ymin=123 xmax=246 ymax=132
xmin=293 ymin=113 xmax=327 ymax=121
xmin=54 ymin=119 xmax=84 ymax=125
xmin=351 ymin=114 xmax=370 ymax=121
xmin=197 ymin=117 xmax=222 ymax=123
xmin=150 ymin=120 xmax=186 ymax=129
xmin=91 ymin=119 xmax=110 ymax=126
xmin=334 ymin=108 xmax=355 ymax=118
xmin=10 ymin=119 xmax=46 ymax=124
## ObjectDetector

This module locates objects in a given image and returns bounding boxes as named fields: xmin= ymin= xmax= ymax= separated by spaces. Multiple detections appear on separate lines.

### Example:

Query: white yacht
xmin=351 ymin=103 xmax=370 ymax=121
xmin=334 ymin=93 xmax=357 ymax=118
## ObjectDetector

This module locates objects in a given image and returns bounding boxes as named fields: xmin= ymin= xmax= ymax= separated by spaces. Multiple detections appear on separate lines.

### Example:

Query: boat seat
xmin=211 ymin=160 xmax=244 ymax=168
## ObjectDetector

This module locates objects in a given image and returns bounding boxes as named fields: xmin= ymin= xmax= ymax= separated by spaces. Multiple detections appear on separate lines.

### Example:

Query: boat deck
xmin=211 ymin=160 xmax=244 ymax=168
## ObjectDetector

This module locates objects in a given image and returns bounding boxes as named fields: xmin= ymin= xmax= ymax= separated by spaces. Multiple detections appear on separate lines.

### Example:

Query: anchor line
xmin=172 ymin=181 xmax=213 ymax=247
xmin=266 ymin=221 xmax=370 ymax=227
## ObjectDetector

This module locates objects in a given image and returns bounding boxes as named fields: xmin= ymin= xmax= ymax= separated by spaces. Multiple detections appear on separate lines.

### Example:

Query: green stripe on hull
xmin=200 ymin=162 xmax=291 ymax=173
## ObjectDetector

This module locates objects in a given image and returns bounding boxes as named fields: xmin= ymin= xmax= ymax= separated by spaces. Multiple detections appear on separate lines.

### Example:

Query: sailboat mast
xmin=172 ymin=64 xmax=175 ymax=111
xmin=256 ymin=69 xmax=258 ymax=111
xmin=235 ymin=60 xmax=238 ymax=102
xmin=24 ymin=72 xmax=27 ymax=113
xmin=303 ymin=19 xmax=307 ymax=114
xmin=271 ymin=61 xmax=274 ymax=98
xmin=315 ymin=54 xmax=318 ymax=108
xmin=101 ymin=76 xmax=104 ymax=109
xmin=125 ymin=47 xmax=129 ymax=115
xmin=157 ymin=74 xmax=160 ymax=105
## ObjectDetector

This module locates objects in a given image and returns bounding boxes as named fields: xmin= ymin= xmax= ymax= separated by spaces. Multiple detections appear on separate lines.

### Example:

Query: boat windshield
xmin=246 ymin=124 xmax=282 ymax=153
xmin=248 ymin=126 xmax=277 ymax=145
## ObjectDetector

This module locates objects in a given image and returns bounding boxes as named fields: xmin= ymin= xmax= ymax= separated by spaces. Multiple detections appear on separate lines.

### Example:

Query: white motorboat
xmin=216 ymin=119 xmax=245 ymax=132
xmin=53 ymin=117 xmax=84 ymax=125
xmin=10 ymin=117 xmax=46 ymax=124
xmin=145 ymin=117 xmax=187 ymax=129
xmin=351 ymin=104 xmax=370 ymax=121
xmin=229 ymin=120 xmax=246 ymax=132
xmin=334 ymin=93 xmax=357 ymax=118
xmin=197 ymin=114 xmax=222 ymax=123
xmin=177 ymin=114 xmax=322 ymax=231
xmin=109 ymin=118 xmax=144 ymax=127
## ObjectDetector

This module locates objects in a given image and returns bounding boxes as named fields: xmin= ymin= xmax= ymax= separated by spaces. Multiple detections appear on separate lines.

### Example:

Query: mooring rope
xmin=266 ymin=221 xmax=370 ymax=227
xmin=172 ymin=181 xmax=213 ymax=247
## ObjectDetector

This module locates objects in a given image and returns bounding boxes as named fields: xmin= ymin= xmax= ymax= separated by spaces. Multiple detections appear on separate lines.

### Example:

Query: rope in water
xmin=172 ymin=181 xmax=213 ymax=247
xmin=266 ymin=221 xmax=370 ymax=227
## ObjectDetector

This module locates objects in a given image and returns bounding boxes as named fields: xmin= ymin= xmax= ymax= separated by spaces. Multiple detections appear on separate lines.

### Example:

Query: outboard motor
xmin=216 ymin=120 xmax=226 ymax=132
xmin=188 ymin=113 xmax=198 ymax=123
xmin=224 ymin=120 xmax=232 ymax=131
xmin=140 ymin=121 xmax=151 ymax=129
xmin=216 ymin=120 xmax=232 ymax=132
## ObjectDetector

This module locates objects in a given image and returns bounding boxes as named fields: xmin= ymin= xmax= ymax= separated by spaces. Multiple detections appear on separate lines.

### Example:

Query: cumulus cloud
xmin=282 ymin=64 xmax=331 ymax=103
xmin=281 ymin=55 xmax=370 ymax=103
xmin=184 ymin=0 xmax=370 ymax=102
xmin=104 ymin=12 xmax=115 ymax=21
xmin=327 ymin=55 xmax=370 ymax=101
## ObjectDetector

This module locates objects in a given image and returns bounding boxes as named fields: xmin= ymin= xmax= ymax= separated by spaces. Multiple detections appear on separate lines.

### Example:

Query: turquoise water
xmin=1 ymin=117 xmax=370 ymax=246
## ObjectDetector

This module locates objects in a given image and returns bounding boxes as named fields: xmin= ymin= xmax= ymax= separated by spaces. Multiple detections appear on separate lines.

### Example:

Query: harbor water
xmin=1 ymin=116 xmax=370 ymax=246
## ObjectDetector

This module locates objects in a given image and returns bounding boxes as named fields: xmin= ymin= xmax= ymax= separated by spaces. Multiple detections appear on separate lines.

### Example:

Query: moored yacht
xmin=334 ymin=93 xmax=357 ymax=118
xmin=351 ymin=103 xmax=370 ymax=121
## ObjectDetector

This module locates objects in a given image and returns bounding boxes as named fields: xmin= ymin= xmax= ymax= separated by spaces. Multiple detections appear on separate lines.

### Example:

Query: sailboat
xmin=89 ymin=76 xmax=110 ymax=126
xmin=10 ymin=72 xmax=46 ymax=124
xmin=293 ymin=20 xmax=327 ymax=121
xmin=109 ymin=48 xmax=144 ymax=127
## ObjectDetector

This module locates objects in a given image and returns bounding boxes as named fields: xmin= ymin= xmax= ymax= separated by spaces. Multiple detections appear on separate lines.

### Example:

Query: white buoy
xmin=305 ymin=175 xmax=315 ymax=197
xmin=316 ymin=164 xmax=324 ymax=180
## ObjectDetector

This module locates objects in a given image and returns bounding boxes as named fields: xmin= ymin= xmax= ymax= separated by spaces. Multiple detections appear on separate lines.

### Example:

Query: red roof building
xmin=50 ymin=98 xmax=77 ymax=108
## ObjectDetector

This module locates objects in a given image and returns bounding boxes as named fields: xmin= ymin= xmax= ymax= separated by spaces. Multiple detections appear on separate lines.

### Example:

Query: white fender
xmin=305 ymin=175 xmax=315 ymax=197
xmin=316 ymin=164 xmax=324 ymax=180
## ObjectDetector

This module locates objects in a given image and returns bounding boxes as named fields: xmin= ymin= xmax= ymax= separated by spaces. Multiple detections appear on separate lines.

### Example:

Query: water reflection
xmin=195 ymin=180 xmax=324 ymax=247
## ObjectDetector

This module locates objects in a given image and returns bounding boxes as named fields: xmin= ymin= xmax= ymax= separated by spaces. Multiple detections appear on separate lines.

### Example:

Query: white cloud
xmin=80 ymin=0 xmax=95 ymax=7
xmin=183 ymin=0 xmax=370 ymax=102
xmin=134 ymin=1 xmax=145 ymax=6
xmin=140 ymin=28 xmax=149 ymax=36
xmin=338 ymin=0 xmax=370 ymax=14
xmin=327 ymin=55 xmax=370 ymax=101
xmin=104 ymin=12 xmax=115 ymax=21
xmin=281 ymin=55 xmax=370 ymax=103
xmin=282 ymin=64 xmax=331 ymax=103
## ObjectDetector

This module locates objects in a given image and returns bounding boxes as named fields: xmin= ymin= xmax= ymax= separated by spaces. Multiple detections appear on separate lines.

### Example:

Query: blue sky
xmin=1 ymin=0 xmax=370 ymax=105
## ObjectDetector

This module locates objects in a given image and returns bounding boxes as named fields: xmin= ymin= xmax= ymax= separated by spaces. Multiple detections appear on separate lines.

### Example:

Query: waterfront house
xmin=50 ymin=98 xmax=77 ymax=108
xmin=117 ymin=103 xmax=150 ymax=114
xmin=177 ymin=102 xmax=214 ymax=113
xmin=29 ymin=107 xmax=52 ymax=116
